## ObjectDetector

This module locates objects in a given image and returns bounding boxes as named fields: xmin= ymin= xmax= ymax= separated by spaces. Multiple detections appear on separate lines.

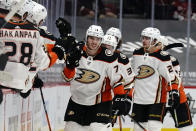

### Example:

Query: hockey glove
xmin=52 ymin=36 xmax=77 ymax=60
xmin=33 ymin=76 xmax=43 ymax=88
xmin=20 ymin=89 xmax=31 ymax=99
xmin=112 ymin=94 xmax=132 ymax=116
xmin=56 ymin=17 xmax=71 ymax=38
xmin=65 ymin=45 xmax=83 ymax=69
xmin=168 ymin=90 xmax=180 ymax=109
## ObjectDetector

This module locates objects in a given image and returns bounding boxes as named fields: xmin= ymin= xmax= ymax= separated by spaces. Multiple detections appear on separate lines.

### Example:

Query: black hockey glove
xmin=52 ymin=36 xmax=77 ymax=60
xmin=65 ymin=45 xmax=83 ymax=69
xmin=20 ymin=89 xmax=31 ymax=99
xmin=33 ymin=76 xmax=43 ymax=88
xmin=168 ymin=90 xmax=180 ymax=109
xmin=0 ymin=54 xmax=8 ymax=70
xmin=112 ymin=94 xmax=132 ymax=116
xmin=56 ymin=17 xmax=71 ymax=38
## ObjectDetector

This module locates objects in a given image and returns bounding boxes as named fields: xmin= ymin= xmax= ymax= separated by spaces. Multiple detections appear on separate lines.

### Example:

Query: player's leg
xmin=64 ymin=98 xmax=88 ymax=130
xmin=174 ymin=102 xmax=193 ymax=131
xmin=89 ymin=122 xmax=112 ymax=131
xmin=132 ymin=103 xmax=148 ymax=131
xmin=148 ymin=103 xmax=166 ymax=131
xmin=89 ymin=101 xmax=113 ymax=131
xmin=64 ymin=121 xmax=88 ymax=131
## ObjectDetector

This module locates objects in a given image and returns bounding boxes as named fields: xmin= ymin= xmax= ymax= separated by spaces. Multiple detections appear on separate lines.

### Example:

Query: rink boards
xmin=0 ymin=85 xmax=195 ymax=131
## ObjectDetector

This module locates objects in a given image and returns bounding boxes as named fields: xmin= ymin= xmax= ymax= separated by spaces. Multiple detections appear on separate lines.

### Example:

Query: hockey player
xmin=0 ymin=0 xmax=12 ymax=103
xmin=101 ymin=34 xmax=135 ymax=128
xmin=131 ymin=27 xmax=179 ymax=131
xmin=62 ymin=25 xmax=130 ymax=131
xmin=0 ymin=0 xmax=59 ymax=97
xmin=106 ymin=27 xmax=122 ymax=52
xmin=159 ymin=36 xmax=193 ymax=131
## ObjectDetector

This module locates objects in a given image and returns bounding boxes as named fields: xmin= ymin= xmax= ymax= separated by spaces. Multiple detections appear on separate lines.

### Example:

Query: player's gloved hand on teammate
xmin=33 ymin=76 xmax=43 ymax=88
xmin=168 ymin=90 xmax=180 ymax=109
xmin=52 ymin=36 xmax=77 ymax=60
xmin=20 ymin=89 xmax=31 ymax=99
xmin=65 ymin=44 xmax=83 ymax=69
xmin=56 ymin=17 xmax=71 ymax=38
xmin=112 ymin=94 xmax=132 ymax=116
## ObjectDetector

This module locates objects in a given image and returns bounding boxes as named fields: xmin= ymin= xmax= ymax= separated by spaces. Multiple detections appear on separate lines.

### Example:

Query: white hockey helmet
xmin=16 ymin=0 xmax=32 ymax=18
xmin=0 ymin=0 xmax=15 ymax=11
xmin=106 ymin=27 xmax=122 ymax=42
xmin=158 ymin=35 xmax=168 ymax=49
xmin=102 ymin=34 xmax=118 ymax=49
xmin=141 ymin=27 xmax=161 ymax=41
xmin=27 ymin=1 xmax=47 ymax=26
xmin=86 ymin=25 xmax=104 ymax=41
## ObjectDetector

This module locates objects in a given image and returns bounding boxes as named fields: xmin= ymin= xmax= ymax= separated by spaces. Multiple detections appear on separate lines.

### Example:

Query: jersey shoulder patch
xmin=94 ymin=47 xmax=117 ymax=63
xmin=151 ymin=50 xmax=170 ymax=61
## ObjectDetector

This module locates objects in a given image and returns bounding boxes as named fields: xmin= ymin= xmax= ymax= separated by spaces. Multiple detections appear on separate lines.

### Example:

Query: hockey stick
xmin=127 ymin=114 xmax=147 ymax=131
xmin=39 ymin=87 xmax=52 ymax=131
xmin=0 ymin=0 xmax=26 ymax=28
xmin=163 ymin=43 xmax=184 ymax=51
xmin=119 ymin=116 xmax=122 ymax=131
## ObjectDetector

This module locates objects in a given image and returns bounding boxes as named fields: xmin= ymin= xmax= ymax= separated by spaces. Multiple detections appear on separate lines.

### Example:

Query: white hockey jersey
xmin=132 ymin=48 xmax=177 ymax=104
xmin=0 ymin=18 xmax=50 ymax=90
xmin=63 ymin=46 xmax=124 ymax=105
xmin=116 ymin=51 xmax=135 ymax=88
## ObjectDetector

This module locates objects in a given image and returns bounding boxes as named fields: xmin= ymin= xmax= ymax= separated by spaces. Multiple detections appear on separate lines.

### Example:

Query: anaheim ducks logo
xmin=75 ymin=68 xmax=100 ymax=83
xmin=136 ymin=65 xmax=155 ymax=79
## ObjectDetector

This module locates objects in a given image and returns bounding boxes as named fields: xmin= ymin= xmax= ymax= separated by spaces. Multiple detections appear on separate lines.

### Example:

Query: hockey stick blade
xmin=164 ymin=43 xmax=184 ymax=51
xmin=0 ymin=0 xmax=25 ymax=28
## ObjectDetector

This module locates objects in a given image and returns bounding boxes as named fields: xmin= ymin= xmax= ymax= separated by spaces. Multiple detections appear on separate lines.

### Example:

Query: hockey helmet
xmin=16 ymin=0 xmax=32 ymax=18
xmin=141 ymin=27 xmax=161 ymax=41
xmin=106 ymin=27 xmax=122 ymax=42
xmin=102 ymin=34 xmax=117 ymax=49
xmin=0 ymin=0 xmax=15 ymax=11
xmin=27 ymin=1 xmax=47 ymax=26
xmin=86 ymin=25 xmax=104 ymax=41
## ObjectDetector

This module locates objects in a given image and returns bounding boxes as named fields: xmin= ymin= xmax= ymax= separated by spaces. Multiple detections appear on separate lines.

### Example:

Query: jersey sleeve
xmin=157 ymin=55 xmax=179 ymax=91
xmin=34 ymin=35 xmax=50 ymax=70
xmin=107 ymin=61 xmax=125 ymax=96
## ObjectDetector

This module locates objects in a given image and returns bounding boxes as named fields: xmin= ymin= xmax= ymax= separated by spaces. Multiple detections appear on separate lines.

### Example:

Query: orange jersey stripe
xmin=48 ymin=52 xmax=58 ymax=67
xmin=45 ymin=44 xmax=54 ymax=52
xmin=63 ymin=67 xmax=75 ymax=80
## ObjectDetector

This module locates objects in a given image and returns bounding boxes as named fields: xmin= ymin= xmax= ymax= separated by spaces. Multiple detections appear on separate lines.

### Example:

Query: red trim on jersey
xmin=101 ymin=78 xmax=112 ymax=102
